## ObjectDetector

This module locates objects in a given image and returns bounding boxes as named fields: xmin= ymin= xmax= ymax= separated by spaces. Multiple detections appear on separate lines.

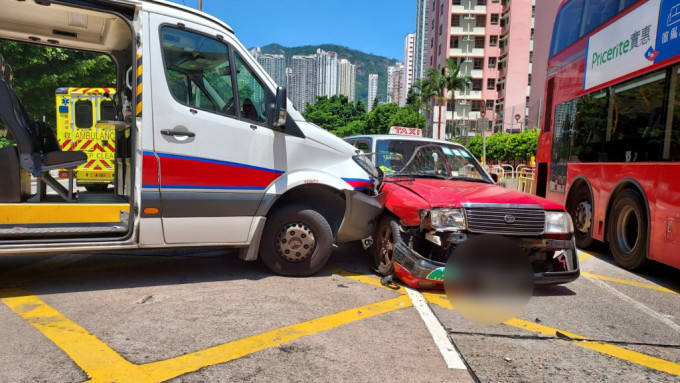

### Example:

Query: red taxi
xmin=346 ymin=129 xmax=579 ymax=289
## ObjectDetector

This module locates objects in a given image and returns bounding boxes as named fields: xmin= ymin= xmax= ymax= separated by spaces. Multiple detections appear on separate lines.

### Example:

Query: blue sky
xmin=169 ymin=0 xmax=416 ymax=60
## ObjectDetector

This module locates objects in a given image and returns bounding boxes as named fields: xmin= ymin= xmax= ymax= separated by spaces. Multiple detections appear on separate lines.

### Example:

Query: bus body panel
xmin=539 ymin=0 xmax=680 ymax=268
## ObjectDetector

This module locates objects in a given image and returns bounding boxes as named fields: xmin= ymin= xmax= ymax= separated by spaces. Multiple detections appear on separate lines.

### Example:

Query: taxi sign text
xmin=389 ymin=126 xmax=422 ymax=136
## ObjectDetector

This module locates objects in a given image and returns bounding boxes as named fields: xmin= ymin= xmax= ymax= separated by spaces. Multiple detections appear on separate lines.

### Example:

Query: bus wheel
xmin=608 ymin=190 xmax=649 ymax=270
xmin=371 ymin=215 xmax=399 ymax=276
xmin=567 ymin=187 xmax=595 ymax=249
xmin=85 ymin=184 xmax=108 ymax=192
xmin=259 ymin=204 xmax=332 ymax=277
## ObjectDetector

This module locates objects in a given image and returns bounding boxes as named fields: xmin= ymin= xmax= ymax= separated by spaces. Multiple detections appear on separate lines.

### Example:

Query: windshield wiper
xmin=451 ymin=176 xmax=492 ymax=184
xmin=401 ymin=171 xmax=451 ymax=180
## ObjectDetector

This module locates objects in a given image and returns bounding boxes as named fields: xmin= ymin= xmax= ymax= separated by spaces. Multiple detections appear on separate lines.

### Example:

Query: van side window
xmin=233 ymin=52 xmax=268 ymax=124
xmin=160 ymin=27 xmax=235 ymax=116
xmin=75 ymin=99 xmax=93 ymax=128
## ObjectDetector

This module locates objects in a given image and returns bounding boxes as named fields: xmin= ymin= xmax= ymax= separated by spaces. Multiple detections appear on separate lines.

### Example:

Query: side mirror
xmin=272 ymin=86 xmax=287 ymax=128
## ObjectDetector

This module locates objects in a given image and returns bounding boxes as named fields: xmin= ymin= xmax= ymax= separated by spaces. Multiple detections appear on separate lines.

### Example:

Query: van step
xmin=0 ymin=223 xmax=127 ymax=237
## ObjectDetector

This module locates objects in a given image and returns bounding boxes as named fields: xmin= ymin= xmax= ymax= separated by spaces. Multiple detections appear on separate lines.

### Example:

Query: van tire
xmin=259 ymin=204 xmax=333 ymax=276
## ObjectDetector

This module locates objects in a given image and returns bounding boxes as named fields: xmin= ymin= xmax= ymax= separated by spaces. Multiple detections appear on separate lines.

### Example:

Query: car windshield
xmin=375 ymin=139 xmax=492 ymax=183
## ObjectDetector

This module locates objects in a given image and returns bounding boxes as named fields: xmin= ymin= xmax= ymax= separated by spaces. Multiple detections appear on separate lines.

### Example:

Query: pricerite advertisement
xmin=583 ymin=0 xmax=680 ymax=91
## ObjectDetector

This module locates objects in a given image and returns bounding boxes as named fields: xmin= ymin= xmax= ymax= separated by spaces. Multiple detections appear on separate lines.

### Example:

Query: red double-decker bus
xmin=536 ymin=0 xmax=680 ymax=270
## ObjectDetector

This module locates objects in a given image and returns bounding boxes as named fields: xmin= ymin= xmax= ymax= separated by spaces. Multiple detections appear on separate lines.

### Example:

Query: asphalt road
xmin=0 ymin=243 xmax=678 ymax=382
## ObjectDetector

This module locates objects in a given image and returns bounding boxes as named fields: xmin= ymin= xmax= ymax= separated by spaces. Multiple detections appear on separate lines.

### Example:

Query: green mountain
xmin=259 ymin=43 xmax=399 ymax=106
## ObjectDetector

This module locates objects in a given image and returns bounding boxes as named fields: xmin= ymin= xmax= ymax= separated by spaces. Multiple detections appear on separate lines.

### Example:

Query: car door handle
xmin=161 ymin=129 xmax=195 ymax=137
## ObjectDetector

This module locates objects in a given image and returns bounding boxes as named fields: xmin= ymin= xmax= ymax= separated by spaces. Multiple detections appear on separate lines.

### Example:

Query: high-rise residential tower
xmin=403 ymin=33 xmax=416 ymax=106
xmin=425 ymin=0 xmax=535 ymax=137
xmin=316 ymin=49 xmax=338 ymax=98
xmin=337 ymin=59 xmax=356 ymax=102
xmin=387 ymin=62 xmax=405 ymax=106
xmin=250 ymin=47 xmax=287 ymax=88
xmin=414 ymin=0 xmax=430 ymax=82
xmin=367 ymin=74 xmax=379 ymax=112
xmin=290 ymin=54 xmax=317 ymax=112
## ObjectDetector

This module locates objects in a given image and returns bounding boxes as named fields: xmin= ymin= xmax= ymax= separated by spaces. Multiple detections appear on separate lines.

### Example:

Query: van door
xmin=148 ymin=13 xmax=282 ymax=244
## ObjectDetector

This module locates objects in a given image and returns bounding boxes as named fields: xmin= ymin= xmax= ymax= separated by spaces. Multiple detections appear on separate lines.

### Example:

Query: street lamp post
xmin=514 ymin=113 xmax=521 ymax=132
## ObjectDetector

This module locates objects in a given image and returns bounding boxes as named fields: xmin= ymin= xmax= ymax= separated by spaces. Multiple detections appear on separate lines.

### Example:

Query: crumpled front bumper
xmin=392 ymin=234 xmax=580 ymax=289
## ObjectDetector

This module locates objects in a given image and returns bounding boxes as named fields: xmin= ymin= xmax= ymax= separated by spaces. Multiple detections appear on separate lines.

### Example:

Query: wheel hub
xmin=378 ymin=226 xmax=394 ymax=267
xmin=574 ymin=201 xmax=592 ymax=233
xmin=276 ymin=222 xmax=315 ymax=262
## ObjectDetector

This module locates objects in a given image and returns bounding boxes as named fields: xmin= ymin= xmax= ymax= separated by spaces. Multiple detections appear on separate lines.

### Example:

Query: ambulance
xmin=56 ymin=87 xmax=117 ymax=192
xmin=0 ymin=0 xmax=382 ymax=276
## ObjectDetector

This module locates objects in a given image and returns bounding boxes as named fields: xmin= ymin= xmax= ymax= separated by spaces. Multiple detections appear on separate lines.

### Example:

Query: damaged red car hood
xmin=387 ymin=178 xmax=565 ymax=210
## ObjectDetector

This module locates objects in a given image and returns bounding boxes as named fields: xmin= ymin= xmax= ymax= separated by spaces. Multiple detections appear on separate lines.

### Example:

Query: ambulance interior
xmin=0 ymin=0 xmax=135 ymax=241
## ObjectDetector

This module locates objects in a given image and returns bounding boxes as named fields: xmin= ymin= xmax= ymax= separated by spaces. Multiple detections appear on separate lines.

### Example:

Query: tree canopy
xmin=0 ymin=40 xmax=116 ymax=125
xmin=463 ymin=129 xmax=539 ymax=163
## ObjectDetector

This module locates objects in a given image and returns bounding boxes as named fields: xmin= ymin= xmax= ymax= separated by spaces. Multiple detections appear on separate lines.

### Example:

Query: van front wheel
xmin=259 ymin=204 xmax=333 ymax=276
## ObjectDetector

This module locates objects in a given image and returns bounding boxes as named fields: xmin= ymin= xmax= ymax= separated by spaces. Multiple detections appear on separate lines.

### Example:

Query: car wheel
xmin=259 ymin=204 xmax=332 ymax=277
xmin=608 ymin=190 xmax=648 ymax=270
xmin=567 ymin=186 xmax=595 ymax=249
xmin=84 ymin=184 xmax=108 ymax=192
xmin=371 ymin=215 xmax=400 ymax=276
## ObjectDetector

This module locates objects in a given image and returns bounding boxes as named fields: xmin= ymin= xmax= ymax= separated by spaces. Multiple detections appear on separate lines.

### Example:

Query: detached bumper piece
xmin=391 ymin=231 xmax=580 ymax=290
xmin=392 ymin=240 xmax=446 ymax=289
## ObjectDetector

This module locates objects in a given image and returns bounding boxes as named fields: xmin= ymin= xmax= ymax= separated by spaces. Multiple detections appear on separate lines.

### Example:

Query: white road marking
xmin=586 ymin=276 xmax=680 ymax=333
xmin=405 ymin=287 xmax=468 ymax=370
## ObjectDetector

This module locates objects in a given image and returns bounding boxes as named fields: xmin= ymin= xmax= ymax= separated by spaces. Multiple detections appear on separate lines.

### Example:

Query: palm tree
xmin=409 ymin=78 xmax=438 ymax=129
xmin=442 ymin=57 xmax=472 ymax=109
xmin=442 ymin=58 xmax=472 ymax=140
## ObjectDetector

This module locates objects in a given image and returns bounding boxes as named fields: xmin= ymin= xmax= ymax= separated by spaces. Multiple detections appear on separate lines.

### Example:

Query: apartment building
xmin=338 ymin=59 xmax=356 ymax=102
xmin=316 ymin=48 xmax=338 ymax=98
xmin=414 ymin=0 xmax=430 ymax=82
xmin=250 ymin=47 xmax=287 ymax=89
xmin=426 ymin=0 xmax=535 ymax=137
xmin=290 ymin=54 xmax=318 ymax=112
xmin=403 ymin=33 xmax=416 ymax=106
xmin=367 ymin=74 xmax=379 ymax=112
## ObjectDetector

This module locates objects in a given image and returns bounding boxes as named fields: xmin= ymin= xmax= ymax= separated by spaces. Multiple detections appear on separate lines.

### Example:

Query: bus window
xmin=550 ymin=0 xmax=584 ymax=57
xmin=75 ymin=99 xmax=93 ymax=128
xmin=668 ymin=68 xmax=680 ymax=161
xmin=572 ymin=91 xmax=608 ymax=162
xmin=580 ymin=0 xmax=619 ymax=37
xmin=549 ymin=100 xmax=577 ymax=193
xmin=608 ymin=71 xmax=667 ymax=162
xmin=618 ymin=0 xmax=637 ymax=12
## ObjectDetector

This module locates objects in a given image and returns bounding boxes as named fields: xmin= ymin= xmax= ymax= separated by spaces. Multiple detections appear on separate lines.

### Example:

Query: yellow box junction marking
xmin=0 ymin=287 xmax=410 ymax=382
xmin=334 ymin=269 xmax=680 ymax=377
xmin=0 ymin=204 xmax=128 ymax=224
xmin=577 ymin=250 xmax=596 ymax=262
xmin=581 ymin=272 xmax=678 ymax=295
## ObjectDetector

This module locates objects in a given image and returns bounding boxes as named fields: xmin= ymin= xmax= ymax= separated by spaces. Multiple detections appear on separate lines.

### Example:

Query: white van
xmin=0 ymin=0 xmax=381 ymax=276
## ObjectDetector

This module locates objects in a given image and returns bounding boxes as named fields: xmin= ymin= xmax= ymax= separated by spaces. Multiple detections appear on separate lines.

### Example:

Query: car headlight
xmin=544 ymin=211 xmax=574 ymax=234
xmin=420 ymin=208 xmax=466 ymax=231
xmin=352 ymin=154 xmax=379 ymax=179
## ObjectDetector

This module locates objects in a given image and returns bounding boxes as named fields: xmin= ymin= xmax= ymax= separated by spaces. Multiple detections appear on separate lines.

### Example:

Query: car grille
xmin=465 ymin=207 xmax=545 ymax=236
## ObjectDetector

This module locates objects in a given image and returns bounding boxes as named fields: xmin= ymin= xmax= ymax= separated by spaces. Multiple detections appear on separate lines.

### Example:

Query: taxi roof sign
xmin=389 ymin=126 xmax=422 ymax=136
